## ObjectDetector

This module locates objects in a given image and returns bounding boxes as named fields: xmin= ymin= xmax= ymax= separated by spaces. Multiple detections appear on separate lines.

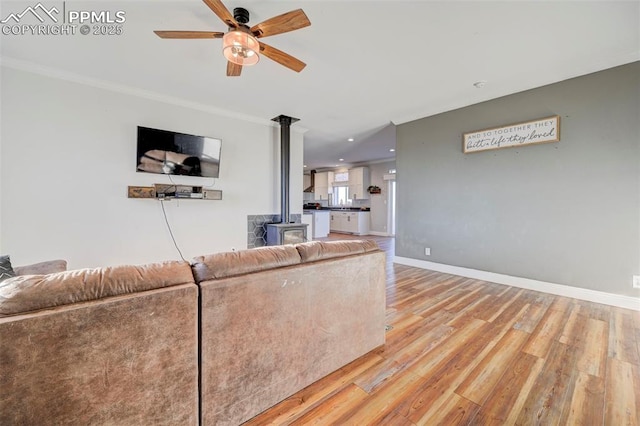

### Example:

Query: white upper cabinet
xmin=348 ymin=167 xmax=370 ymax=200
xmin=314 ymin=171 xmax=334 ymax=201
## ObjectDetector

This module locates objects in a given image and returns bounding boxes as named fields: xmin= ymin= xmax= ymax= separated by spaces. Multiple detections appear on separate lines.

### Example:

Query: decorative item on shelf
xmin=127 ymin=184 xmax=222 ymax=200
xmin=128 ymin=186 xmax=156 ymax=199
xmin=367 ymin=185 xmax=381 ymax=194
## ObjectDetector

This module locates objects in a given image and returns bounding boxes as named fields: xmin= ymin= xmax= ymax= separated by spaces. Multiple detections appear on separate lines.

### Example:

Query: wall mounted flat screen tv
xmin=137 ymin=126 xmax=221 ymax=178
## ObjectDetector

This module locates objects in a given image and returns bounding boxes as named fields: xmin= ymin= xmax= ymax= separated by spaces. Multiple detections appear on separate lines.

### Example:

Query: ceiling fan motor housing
xmin=233 ymin=7 xmax=250 ymax=24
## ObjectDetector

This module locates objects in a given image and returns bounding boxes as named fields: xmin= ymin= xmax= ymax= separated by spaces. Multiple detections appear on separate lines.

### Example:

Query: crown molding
xmin=0 ymin=56 xmax=281 ymax=128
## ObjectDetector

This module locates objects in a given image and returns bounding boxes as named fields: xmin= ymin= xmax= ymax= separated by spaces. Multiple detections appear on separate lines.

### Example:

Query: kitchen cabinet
xmin=314 ymin=171 xmax=334 ymax=201
xmin=330 ymin=212 xmax=346 ymax=232
xmin=313 ymin=210 xmax=330 ymax=238
xmin=348 ymin=167 xmax=370 ymax=200
xmin=330 ymin=211 xmax=370 ymax=235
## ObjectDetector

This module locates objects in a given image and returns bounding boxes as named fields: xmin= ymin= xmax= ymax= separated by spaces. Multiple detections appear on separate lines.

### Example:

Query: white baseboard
xmin=394 ymin=256 xmax=640 ymax=311
xmin=368 ymin=231 xmax=393 ymax=237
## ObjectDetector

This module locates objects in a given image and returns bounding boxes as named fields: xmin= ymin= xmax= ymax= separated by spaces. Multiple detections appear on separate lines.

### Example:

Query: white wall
xmin=1 ymin=67 xmax=303 ymax=269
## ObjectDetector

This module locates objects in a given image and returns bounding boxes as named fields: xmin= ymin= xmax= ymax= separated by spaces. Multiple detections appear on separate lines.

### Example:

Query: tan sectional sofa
xmin=0 ymin=240 xmax=385 ymax=425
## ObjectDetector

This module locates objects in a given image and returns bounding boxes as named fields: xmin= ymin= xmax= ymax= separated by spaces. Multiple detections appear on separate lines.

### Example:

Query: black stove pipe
xmin=272 ymin=115 xmax=299 ymax=224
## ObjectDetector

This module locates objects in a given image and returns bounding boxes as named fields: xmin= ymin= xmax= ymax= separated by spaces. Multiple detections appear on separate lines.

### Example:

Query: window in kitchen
xmin=334 ymin=171 xmax=349 ymax=182
xmin=332 ymin=185 xmax=351 ymax=206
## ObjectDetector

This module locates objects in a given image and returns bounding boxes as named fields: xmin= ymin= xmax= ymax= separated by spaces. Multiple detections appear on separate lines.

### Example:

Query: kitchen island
xmin=302 ymin=209 xmax=331 ymax=239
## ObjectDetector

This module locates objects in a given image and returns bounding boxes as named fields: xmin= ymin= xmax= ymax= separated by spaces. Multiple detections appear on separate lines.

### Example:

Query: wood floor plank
xmin=443 ymin=286 xmax=485 ymax=312
xmin=605 ymin=358 xmax=639 ymax=426
xmin=384 ymin=313 xmax=425 ymax=340
xmin=485 ymin=288 xmax=524 ymax=323
xmin=380 ymin=311 xmax=455 ymax=359
xmin=522 ymin=306 xmax=570 ymax=358
xmin=560 ymin=371 xmax=605 ymax=425
xmin=412 ymin=289 xmax=466 ymax=318
xmin=513 ymin=302 xmax=549 ymax=334
xmin=609 ymin=310 xmax=640 ymax=365
xmin=576 ymin=299 xmax=611 ymax=322
xmin=418 ymin=393 xmax=480 ymax=425
xmin=455 ymin=328 xmax=530 ymax=405
xmin=558 ymin=304 xmax=588 ymax=346
xmin=333 ymin=368 xmax=426 ymax=425
xmin=632 ymin=309 xmax=640 ymax=330
xmin=385 ymin=324 xmax=454 ymax=370
xmin=515 ymin=340 xmax=578 ymax=425
xmin=408 ymin=319 xmax=489 ymax=378
xmin=575 ymin=318 xmax=608 ymax=378
xmin=352 ymin=357 xmax=403 ymax=394
xmin=548 ymin=295 xmax=574 ymax=313
xmin=289 ymin=384 xmax=369 ymax=426
xmin=445 ymin=294 xmax=492 ymax=328
xmin=469 ymin=352 xmax=545 ymax=425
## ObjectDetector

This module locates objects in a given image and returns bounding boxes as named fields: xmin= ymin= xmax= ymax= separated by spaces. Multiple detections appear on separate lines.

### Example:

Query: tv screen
xmin=137 ymin=126 xmax=221 ymax=178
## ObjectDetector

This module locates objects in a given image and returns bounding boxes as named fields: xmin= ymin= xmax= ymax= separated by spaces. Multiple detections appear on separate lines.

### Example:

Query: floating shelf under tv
xmin=127 ymin=184 xmax=222 ymax=200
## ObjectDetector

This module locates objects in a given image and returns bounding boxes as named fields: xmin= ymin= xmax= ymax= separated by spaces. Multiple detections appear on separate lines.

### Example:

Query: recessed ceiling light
xmin=473 ymin=80 xmax=487 ymax=88
xmin=347 ymin=138 xmax=354 ymax=142
xmin=303 ymin=165 xmax=307 ymax=168
xmin=389 ymin=148 xmax=395 ymax=152
xmin=339 ymin=158 xmax=344 ymax=161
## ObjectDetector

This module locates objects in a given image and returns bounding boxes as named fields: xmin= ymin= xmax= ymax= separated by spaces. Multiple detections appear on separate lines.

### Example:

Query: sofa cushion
xmin=192 ymin=245 xmax=301 ymax=282
xmin=295 ymin=240 xmax=381 ymax=263
xmin=0 ymin=255 xmax=16 ymax=283
xmin=14 ymin=259 xmax=67 ymax=276
xmin=0 ymin=260 xmax=194 ymax=316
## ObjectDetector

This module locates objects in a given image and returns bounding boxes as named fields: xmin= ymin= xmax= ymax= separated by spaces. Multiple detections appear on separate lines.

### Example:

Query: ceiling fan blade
xmin=202 ymin=0 xmax=238 ymax=28
xmin=226 ymin=61 xmax=242 ymax=77
xmin=251 ymin=9 xmax=310 ymax=38
xmin=154 ymin=30 xmax=224 ymax=39
xmin=259 ymin=42 xmax=306 ymax=72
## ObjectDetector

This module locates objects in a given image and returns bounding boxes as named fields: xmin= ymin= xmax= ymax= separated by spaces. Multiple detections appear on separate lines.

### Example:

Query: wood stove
xmin=266 ymin=114 xmax=308 ymax=246
xmin=266 ymin=223 xmax=307 ymax=245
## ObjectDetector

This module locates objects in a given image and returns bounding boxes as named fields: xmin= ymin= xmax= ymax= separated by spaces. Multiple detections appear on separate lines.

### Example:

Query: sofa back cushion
xmin=191 ymin=244 xmax=301 ymax=282
xmin=14 ymin=259 xmax=67 ymax=276
xmin=295 ymin=240 xmax=380 ymax=263
xmin=0 ymin=261 xmax=194 ymax=316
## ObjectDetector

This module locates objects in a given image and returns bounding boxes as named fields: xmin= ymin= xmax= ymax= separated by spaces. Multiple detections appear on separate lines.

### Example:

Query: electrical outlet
xmin=425 ymin=247 xmax=431 ymax=256
xmin=633 ymin=275 xmax=640 ymax=289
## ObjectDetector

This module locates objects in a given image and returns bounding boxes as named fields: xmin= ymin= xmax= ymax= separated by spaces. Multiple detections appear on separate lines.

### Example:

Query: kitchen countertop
xmin=303 ymin=207 xmax=370 ymax=212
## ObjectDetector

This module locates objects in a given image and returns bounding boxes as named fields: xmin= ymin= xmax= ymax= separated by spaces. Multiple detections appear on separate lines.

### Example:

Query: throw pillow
xmin=0 ymin=255 xmax=16 ymax=283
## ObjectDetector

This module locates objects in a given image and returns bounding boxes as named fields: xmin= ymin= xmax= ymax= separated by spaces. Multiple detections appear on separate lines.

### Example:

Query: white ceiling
xmin=2 ymin=1 xmax=639 ymax=170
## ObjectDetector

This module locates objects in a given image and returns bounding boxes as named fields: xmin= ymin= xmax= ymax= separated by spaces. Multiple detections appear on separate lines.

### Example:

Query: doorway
xmin=387 ymin=178 xmax=396 ymax=236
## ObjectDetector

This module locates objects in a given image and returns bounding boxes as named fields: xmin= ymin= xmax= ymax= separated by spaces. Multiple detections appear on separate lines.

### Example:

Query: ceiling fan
xmin=154 ymin=0 xmax=311 ymax=77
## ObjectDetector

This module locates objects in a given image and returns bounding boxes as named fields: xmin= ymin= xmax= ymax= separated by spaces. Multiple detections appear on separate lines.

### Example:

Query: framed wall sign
xmin=463 ymin=115 xmax=560 ymax=154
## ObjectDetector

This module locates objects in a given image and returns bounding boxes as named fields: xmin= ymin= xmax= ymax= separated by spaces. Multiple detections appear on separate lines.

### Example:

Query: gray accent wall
xmin=396 ymin=62 xmax=639 ymax=297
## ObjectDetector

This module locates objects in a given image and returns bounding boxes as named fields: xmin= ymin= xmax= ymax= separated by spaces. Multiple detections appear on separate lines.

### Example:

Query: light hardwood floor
xmin=247 ymin=234 xmax=640 ymax=425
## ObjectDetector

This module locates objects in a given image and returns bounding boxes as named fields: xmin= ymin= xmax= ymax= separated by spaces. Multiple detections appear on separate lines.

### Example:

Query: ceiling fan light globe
xmin=223 ymin=30 xmax=260 ymax=66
